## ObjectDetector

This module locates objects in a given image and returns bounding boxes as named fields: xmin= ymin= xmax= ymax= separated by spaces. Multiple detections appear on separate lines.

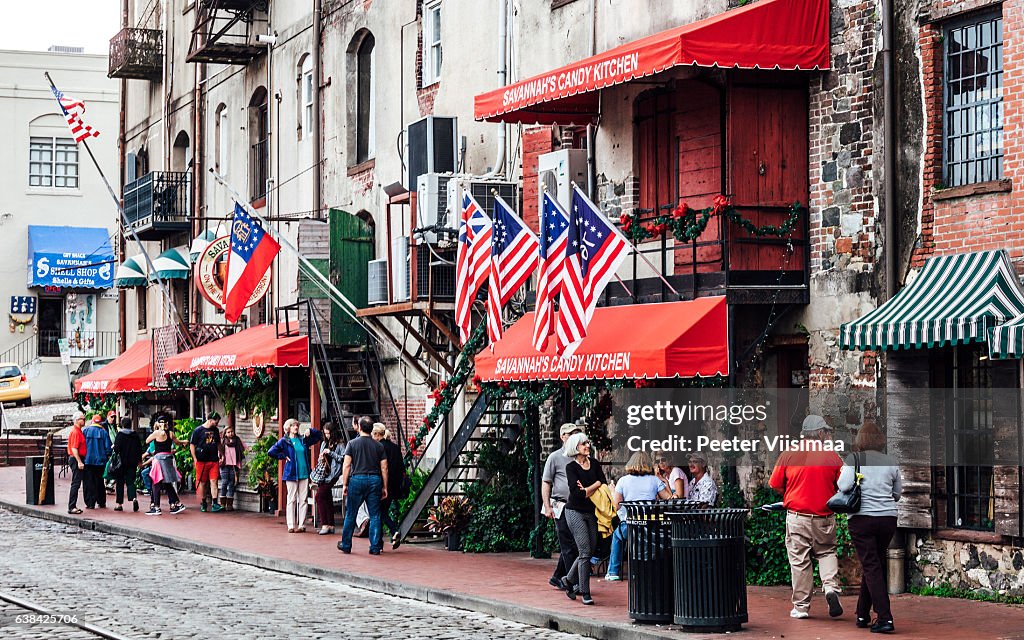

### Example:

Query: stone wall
xmin=910 ymin=534 xmax=1024 ymax=596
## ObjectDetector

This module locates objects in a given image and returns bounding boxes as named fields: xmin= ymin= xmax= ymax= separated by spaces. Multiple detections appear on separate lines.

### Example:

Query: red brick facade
xmin=521 ymin=126 xmax=557 ymax=233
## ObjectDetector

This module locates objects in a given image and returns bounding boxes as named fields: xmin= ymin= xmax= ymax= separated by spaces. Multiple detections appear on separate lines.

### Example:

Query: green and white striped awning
xmin=149 ymin=246 xmax=192 ymax=281
xmin=114 ymin=254 xmax=150 ymax=288
xmin=189 ymin=229 xmax=218 ymax=263
xmin=840 ymin=250 xmax=1024 ymax=352
xmin=990 ymin=312 xmax=1024 ymax=358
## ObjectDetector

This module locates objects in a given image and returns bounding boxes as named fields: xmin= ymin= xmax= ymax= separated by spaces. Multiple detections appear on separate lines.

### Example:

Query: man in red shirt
xmin=66 ymin=412 xmax=88 ymax=515
xmin=768 ymin=415 xmax=844 ymax=620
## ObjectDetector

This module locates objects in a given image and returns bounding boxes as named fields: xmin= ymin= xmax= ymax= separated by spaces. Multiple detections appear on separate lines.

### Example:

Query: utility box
xmin=538 ymin=148 xmax=588 ymax=210
xmin=406 ymin=116 xmax=457 ymax=191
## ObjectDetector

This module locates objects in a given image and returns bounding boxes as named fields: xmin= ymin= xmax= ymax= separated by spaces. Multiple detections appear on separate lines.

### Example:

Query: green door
xmin=329 ymin=209 xmax=374 ymax=345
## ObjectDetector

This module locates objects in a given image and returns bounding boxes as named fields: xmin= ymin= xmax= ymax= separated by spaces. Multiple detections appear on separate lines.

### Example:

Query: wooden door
xmin=329 ymin=209 xmax=374 ymax=345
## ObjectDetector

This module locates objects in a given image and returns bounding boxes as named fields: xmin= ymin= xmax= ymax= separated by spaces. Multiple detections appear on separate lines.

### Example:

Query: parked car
xmin=70 ymin=357 xmax=115 ymax=386
xmin=0 ymin=362 xmax=31 ymax=406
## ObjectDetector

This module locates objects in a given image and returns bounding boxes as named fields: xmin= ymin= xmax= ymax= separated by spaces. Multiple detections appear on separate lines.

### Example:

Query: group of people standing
xmin=541 ymin=423 xmax=720 ymax=605
xmin=66 ymin=411 xmax=248 ymax=518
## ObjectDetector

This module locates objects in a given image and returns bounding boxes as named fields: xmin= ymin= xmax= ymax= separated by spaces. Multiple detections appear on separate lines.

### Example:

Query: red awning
xmin=475 ymin=297 xmax=728 ymax=382
xmin=474 ymin=0 xmax=829 ymax=124
xmin=163 ymin=324 xmax=309 ymax=375
xmin=74 ymin=339 xmax=153 ymax=394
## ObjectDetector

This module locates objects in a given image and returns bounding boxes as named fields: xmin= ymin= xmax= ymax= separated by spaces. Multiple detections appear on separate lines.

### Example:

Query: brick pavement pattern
xmin=0 ymin=510 xmax=584 ymax=640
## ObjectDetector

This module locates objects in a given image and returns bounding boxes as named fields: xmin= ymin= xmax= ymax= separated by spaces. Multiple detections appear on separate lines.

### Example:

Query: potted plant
xmin=247 ymin=434 xmax=279 ymax=513
xmin=426 ymin=496 xmax=473 ymax=551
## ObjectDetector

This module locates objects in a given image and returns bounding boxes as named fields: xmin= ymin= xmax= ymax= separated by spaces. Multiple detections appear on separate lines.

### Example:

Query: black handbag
xmin=827 ymin=452 xmax=862 ymax=514
xmin=106 ymin=451 xmax=123 ymax=477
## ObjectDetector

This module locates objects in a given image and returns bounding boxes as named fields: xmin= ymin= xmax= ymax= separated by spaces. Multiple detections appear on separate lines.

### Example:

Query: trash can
xmin=669 ymin=508 xmax=748 ymax=632
xmin=622 ymin=499 xmax=703 ymax=623
xmin=25 ymin=455 xmax=54 ymax=506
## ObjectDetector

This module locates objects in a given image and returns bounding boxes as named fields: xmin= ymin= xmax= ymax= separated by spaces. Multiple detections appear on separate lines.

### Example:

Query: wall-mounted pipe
xmin=883 ymin=0 xmax=896 ymax=300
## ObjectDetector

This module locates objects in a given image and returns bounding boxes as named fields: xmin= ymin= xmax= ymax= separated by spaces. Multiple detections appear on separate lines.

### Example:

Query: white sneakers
xmin=790 ymin=608 xmax=809 ymax=619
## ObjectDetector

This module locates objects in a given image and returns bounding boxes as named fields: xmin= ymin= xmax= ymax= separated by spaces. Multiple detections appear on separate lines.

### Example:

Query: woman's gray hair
xmin=562 ymin=432 xmax=590 ymax=458
xmin=283 ymin=418 xmax=300 ymax=433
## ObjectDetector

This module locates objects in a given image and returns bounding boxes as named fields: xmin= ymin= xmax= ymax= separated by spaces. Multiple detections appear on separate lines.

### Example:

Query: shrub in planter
xmin=247 ymin=434 xmax=280 ymax=503
xmin=426 ymin=496 xmax=473 ymax=551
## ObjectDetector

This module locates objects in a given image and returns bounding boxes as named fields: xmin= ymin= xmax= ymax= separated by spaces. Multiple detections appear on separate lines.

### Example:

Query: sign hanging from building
xmin=27 ymin=226 xmax=114 ymax=289
xmin=195 ymin=235 xmax=271 ymax=310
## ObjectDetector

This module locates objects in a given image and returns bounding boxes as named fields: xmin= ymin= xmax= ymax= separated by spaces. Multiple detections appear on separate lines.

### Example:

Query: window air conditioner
xmin=415 ymin=172 xmax=454 ymax=244
xmin=538 ymin=149 xmax=587 ymax=211
xmin=446 ymin=178 xmax=520 ymax=225
xmin=367 ymin=258 xmax=389 ymax=305
xmin=391 ymin=236 xmax=411 ymax=303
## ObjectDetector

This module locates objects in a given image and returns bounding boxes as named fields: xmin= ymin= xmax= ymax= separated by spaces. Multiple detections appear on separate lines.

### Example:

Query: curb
xmin=0 ymin=500 xmax=685 ymax=640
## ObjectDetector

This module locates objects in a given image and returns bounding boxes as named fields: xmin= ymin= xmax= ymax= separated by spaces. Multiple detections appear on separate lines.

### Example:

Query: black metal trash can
xmin=669 ymin=508 xmax=749 ymax=632
xmin=622 ymin=499 xmax=703 ymax=623
xmin=25 ymin=456 xmax=54 ymax=506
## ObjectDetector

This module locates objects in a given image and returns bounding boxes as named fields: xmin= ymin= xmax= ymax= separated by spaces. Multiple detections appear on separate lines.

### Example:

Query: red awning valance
xmin=474 ymin=0 xmax=829 ymax=124
xmin=74 ymin=339 xmax=153 ymax=394
xmin=475 ymin=297 xmax=729 ymax=382
xmin=163 ymin=324 xmax=309 ymax=375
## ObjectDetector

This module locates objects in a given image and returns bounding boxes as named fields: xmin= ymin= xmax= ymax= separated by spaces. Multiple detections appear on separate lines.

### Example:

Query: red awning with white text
xmin=162 ymin=324 xmax=308 ymax=374
xmin=74 ymin=339 xmax=153 ymax=394
xmin=475 ymin=297 xmax=728 ymax=382
xmin=473 ymin=0 xmax=829 ymax=124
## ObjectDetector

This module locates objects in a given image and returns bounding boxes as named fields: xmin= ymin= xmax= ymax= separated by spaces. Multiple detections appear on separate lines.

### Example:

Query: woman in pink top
xmin=218 ymin=424 xmax=248 ymax=511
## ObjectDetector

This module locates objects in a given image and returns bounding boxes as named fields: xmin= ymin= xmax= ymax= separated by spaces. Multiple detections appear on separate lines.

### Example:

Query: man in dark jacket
xmin=372 ymin=422 xmax=405 ymax=542
xmin=112 ymin=417 xmax=143 ymax=511
xmin=83 ymin=415 xmax=112 ymax=509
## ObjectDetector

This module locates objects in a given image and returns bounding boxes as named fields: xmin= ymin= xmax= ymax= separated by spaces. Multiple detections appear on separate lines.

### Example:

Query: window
xmin=30 ymin=137 xmax=79 ymax=188
xmin=215 ymin=104 xmax=228 ymax=174
xmin=422 ymin=1 xmax=442 ymax=86
xmin=300 ymin=55 xmax=314 ymax=140
xmin=944 ymin=13 xmax=1003 ymax=187
xmin=945 ymin=345 xmax=995 ymax=531
xmin=137 ymin=287 xmax=147 ymax=330
xmin=355 ymin=32 xmax=375 ymax=164
xmin=249 ymin=88 xmax=269 ymax=201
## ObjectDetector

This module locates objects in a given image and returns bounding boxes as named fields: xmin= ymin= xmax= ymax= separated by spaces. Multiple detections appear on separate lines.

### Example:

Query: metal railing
xmin=1 ymin=330 xmax=121 ymax=364
xmin=123 ymin=171 xmax=191 ymax=229
xmin=108 ymin=28 xmax=163 ymax=80
xmin=250 ymin=138 xmax=268 ymax=201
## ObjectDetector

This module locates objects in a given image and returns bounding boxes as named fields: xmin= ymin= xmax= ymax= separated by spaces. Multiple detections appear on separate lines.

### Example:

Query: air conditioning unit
xmin=446 ymin=178 xmax=520 ymax=226
xmin=367 ymin=258 xmax=388 ymax=305
xmin=538 ymin=149 xmax=588 ymax=212
xmin=391 ymin=236 xmax=411 ymax=302
xmin=406 ymin=116 xmax=457 ymax=191
xmin=415 ymin=172 xmax=454 ymax=244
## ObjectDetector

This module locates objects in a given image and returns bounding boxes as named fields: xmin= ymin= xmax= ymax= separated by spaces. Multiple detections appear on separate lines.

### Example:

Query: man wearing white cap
xmin=769 ymin=414 xmax=844 ymax=620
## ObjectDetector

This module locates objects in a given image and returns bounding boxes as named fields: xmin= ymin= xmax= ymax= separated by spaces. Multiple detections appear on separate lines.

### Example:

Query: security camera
xmin=256 ymin=34 xmax=277 ymax=46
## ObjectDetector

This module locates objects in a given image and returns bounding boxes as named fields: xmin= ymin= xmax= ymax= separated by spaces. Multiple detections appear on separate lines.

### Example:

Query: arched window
xmin=172 ymin=130 xmax=191 ymax=173
xmin=349 ymin=30 xmax=375 ymax=164
xmin=214 ymin=104 xmax=228 ymax=174
xmin=249 ymin=88 xmax=269 ymax=201
xmin=298 ymin=54 xmax=313 ymax=141
xmin=28 ymin=114 xmax=78 ymax=189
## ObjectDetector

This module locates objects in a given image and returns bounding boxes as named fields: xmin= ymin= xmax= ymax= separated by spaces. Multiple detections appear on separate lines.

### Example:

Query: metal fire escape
xmin=187 ymin=0 xmax=269 ymax=65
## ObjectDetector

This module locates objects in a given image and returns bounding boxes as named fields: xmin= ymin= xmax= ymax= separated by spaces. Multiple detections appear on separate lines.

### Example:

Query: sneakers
xmin=200 ymin=501 xmax=208 ymax=513
xmin=548 ymin=577 xmax=564 ymax=590
xmin=790 ymin=608 xmax=809 ymax=619
xmin=170 ymin=504 xmax=187 ymax=515
xmin=560 ymin=577 xmax=576 ymax=600
xmin=211 ymin=502 xmax=225 ymax=513
xmin=113 ymin=505 xmax=123 ymax=512
xmin=145 ymin=506 xmax=162 ymax=516
xmin=580 ymin=594 xmax=595 ymax=605
xmin=133 ymin=500 xmax=139 ymax=513
xmin=826 ymin=591 xmax=843 ymax=618
xmin=604 ymin=574 xmax=622 ymax=582
xmin=856 ymin=617 xmax=871 ymax=629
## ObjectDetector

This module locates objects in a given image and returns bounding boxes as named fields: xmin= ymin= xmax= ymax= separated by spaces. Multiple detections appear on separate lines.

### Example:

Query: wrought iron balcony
xmin=187 ymin=0 xmax=268 ymax=65
xmin=108 ymin=28 xmax=163 ymax=81
xmin=123 ymin=172 xmax=191 ymax=241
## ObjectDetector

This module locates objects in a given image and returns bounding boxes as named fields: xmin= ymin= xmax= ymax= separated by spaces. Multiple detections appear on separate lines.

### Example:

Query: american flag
xmin=556 ymin=186 xmax=629 ymax=356
xmin=51 ymin=85 xmax=99 ymax=143
xmin=487 ymin=195 xmax=539 ymax=345
xmin=533 ymin=192 xmax=570 ymax=351
xmin=455 ymin=192 xmax=493 ymax=342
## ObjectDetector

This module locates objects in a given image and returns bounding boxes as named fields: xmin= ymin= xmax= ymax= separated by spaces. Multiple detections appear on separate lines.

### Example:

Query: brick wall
xmin=521 ymin=126 xmax=557 ymax=232
xmin=414 ymin=0 xmax=440 ymax=116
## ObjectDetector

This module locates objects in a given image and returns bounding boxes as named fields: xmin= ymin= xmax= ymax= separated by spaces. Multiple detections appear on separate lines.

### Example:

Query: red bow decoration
xmin=712 ymin=195 xmax=730 ymax=215
xmin=672 ymin=203 xmax=690 ymax=219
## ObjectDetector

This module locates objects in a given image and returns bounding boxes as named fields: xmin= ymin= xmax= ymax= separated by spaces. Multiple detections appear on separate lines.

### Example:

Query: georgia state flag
xmin=223 ymin=203 xmax=280 ymax=323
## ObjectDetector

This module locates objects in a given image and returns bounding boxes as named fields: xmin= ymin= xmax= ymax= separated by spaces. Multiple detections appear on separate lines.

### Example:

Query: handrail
xmin=0 ymin=334 xmax=38 ymax=367
xmin=365 ymin=339 xmax=407 ymax=460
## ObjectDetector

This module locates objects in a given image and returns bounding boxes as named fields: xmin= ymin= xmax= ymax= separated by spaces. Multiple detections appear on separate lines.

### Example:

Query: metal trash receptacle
xmin=622 ymin=499 xmax=703 ymax=623
xmin=25 ymin=456 xmax=54 ymax=506
xmin=669 ymin=508 xmax=749 ymax=632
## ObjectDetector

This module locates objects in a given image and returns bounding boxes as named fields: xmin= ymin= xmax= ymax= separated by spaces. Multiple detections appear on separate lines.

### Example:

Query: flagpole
xmin=44 ymin=72 xmax=189 ymax=341
xmin=570 ymin=182 xmax=681 ymax=298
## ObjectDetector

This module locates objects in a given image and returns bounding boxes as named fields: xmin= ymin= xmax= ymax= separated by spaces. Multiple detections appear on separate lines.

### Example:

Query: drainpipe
xmin=313 ymin=0 xmax=323 ymax=219
xmin=118 ymin=0 xmax=128 ymax=354
xmin=481 ymin=0 xmax=507 ymax=178
xmin=882 ymin=0 xmax=896 ymax=301
xmin=192 ymin=61 xmax=205 ymax=324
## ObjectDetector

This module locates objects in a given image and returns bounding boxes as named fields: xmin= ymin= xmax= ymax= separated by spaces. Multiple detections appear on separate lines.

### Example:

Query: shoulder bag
xmin=826 ymin=452 xmax=861 ymax=514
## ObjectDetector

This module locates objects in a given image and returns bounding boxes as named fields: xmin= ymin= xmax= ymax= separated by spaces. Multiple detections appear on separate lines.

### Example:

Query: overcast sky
xmin=0 ymin=1 xmax=120 ymax=54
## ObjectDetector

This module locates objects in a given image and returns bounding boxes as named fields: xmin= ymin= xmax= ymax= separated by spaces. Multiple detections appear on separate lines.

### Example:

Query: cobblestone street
xmin=0 ymin=509 xmax=585 ymax=640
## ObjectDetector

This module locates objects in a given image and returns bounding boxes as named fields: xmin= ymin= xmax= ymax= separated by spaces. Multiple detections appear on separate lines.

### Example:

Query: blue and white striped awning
xmin=840 ymin=250 xmax=1024 ymax=353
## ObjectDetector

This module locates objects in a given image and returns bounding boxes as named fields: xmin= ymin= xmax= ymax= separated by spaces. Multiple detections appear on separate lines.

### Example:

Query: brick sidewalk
xmin=3 ymin=466 xmax=1023 ymax=639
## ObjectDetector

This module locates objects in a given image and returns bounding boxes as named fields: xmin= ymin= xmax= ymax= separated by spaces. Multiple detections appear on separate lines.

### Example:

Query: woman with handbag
xmin=111 ymin=417 xmax=143 ymax=512
xmin=313 ymin=422 xmax=345 ymax=535
xmin=268 ymin=418 xmax=323 ymax=533
xmin=560 ymin=432 xmax=607 ymax=606
xmin=836 ymin=423 xmax=902 ymax=634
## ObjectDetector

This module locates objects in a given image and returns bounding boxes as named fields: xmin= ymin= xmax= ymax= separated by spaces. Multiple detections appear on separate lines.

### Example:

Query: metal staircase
xmin=394 ymin=392 xmax=525 ymax=545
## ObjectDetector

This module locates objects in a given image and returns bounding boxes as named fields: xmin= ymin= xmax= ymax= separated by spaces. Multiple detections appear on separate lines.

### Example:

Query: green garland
xmin=166 ymin=367 xmax=276 ymax=390
xmin=618 ymin=195 xmax=804 ymax=245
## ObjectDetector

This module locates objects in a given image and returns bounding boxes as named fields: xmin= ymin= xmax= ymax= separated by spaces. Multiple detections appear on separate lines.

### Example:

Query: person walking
xmin=769 ymin=414 xmax=844 ymax=620
xmin=268 ymin=418 xmax=323 ymax=533
xmin=313 ymin=421 xmax=346 ymax=535
xmin=218 ymin=422 xmax=248 ymax=511
xmin=190 ymin=413 xmax=224 ymax=513
xmin=686 ymin=454 xmax=718 ymax=505
xmin=111 ymin=417 xmax=143 ymax=512
xmin=66 ymin=412 xmax=88 ymax=515
xmin=145 ymin=415 xmax=188 ymax=515
xmin=654 ymin=455 xmax=688 ymax=499
xmin=605 ymin=452 xmax=672 ymax=581
xmin=373 ymin=423 xmax=404 ymax=540
xmin=337 ymin=416 xmax=388 ymax=555
xmin=837 ymin=423 xmax=901 ymax=634
xmin=82 ymin=414 xmax=112 ymax=509
xmin=542 ymin=423 xmax=583 ymax=589
xmin=560 ymin=432 xmax=606 ymax=606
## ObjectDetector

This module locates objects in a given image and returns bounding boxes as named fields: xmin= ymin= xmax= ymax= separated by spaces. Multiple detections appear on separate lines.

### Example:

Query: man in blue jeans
xmin=338 ymin=417 xmax=389 ymax=555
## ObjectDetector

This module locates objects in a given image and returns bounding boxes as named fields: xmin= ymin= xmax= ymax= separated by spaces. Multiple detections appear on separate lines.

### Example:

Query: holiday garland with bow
xmin=618 ymin=195 xmax=804 ymax=245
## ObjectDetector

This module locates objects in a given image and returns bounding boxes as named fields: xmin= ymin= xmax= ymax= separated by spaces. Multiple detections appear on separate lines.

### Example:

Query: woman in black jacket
xmin=314 ymin=422 xmax=346 ymax=535
xmin=112 ymin=417 xmax=143 ymax=512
